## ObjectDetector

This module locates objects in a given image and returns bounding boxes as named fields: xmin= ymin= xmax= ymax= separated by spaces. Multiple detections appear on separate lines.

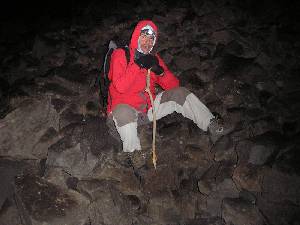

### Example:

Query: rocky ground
xmin=1 ymin=0 xmax=300 ymax=225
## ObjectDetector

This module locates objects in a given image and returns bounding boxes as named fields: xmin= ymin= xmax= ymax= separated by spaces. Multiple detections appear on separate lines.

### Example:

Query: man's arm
xmin=109 ymin=49 xmax=136 ymax=93
xmin=155 ymin=55 xmax=179 ymax=90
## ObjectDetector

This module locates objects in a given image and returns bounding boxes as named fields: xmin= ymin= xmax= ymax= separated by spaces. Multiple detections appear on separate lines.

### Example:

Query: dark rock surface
xmin=1 ymin=0 xmax=300 ymax=224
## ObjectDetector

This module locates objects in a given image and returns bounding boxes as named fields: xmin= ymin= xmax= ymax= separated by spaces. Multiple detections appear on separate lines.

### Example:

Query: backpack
xmin=97 ymin=40 xmax=130 ymax=111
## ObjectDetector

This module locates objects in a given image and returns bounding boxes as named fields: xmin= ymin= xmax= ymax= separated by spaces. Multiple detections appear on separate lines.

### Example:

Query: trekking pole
xmin=145 ymin=69 xmax=157 ymax=169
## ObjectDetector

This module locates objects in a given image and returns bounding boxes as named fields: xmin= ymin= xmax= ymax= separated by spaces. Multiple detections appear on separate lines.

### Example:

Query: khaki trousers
xmin=107 ymin=87 xmax=214 ymax=152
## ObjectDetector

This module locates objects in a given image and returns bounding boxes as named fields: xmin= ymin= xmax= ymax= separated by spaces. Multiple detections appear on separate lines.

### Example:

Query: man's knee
xmin=112 ymin=104 xmax=138 ymax=127
xmin=161 ymin=87 xmax=191 ymax=106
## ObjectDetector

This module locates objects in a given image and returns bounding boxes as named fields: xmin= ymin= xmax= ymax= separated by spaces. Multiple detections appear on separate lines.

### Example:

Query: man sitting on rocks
xmin=106 ymin=20 xmax=232 ymax=155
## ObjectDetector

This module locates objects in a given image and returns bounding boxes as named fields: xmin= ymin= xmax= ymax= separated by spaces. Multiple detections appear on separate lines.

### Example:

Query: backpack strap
xmin=121 ymin=46 xmax=130 ymax=65
xmin=99 ymin=45 xmax=131 ymax=111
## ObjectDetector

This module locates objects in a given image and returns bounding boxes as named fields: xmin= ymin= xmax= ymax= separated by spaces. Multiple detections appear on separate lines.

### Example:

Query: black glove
xmin=151 ymin=63 xmax=164 ymax=75
xmin=135 ymin=54 xmax=164 ymax=75
xmin=135 ymin=54 xmax=155 ymax=69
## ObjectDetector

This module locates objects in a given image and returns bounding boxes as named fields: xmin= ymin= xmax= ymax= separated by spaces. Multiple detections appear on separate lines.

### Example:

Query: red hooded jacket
xmin=107 ymin=20 xmax=179 ymax=113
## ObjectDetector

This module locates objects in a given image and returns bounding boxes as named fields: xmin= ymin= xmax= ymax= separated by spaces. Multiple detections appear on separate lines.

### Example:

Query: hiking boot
xmin=208 ymin=117 xmax=235 ymax=144
xmin=138 ymin=125 xmax=153 ymax=150
xmin=129 ymin=149 xmax=151 ymax=169
xmin=115 ymin=152 xmax=132 ymax=168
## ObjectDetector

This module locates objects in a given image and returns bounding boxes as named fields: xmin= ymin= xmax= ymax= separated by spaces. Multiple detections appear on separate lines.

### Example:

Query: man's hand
xmin=135 ymin=54 xmax=164 ymax=75
xmin=151 ymin=63 xmax=164 ymax=76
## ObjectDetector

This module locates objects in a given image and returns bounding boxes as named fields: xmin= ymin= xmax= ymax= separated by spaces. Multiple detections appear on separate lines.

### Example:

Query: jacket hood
xmin=129 ymin=20 xmax=158 ymax=56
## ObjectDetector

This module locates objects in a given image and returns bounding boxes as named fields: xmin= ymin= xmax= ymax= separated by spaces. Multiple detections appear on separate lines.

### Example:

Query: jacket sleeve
xmin=109 ymin=49 xmax=136 ymax=93
xmin=155 ymin=55 xmax=180 ymax=90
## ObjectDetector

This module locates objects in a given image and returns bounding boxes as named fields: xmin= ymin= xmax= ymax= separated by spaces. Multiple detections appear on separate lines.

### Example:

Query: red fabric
xmin=107 ymin=20 xmax=179 ymax=113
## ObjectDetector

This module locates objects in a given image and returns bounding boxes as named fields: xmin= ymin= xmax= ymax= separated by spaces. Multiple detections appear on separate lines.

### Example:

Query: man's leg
xmin=147 ymin=87 xmax=214 ymax=131
xmin=111 ymin=104 xmax=141 ymax=152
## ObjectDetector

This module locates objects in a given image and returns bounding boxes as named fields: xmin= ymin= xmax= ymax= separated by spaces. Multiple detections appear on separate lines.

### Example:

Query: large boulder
xmin=84 ymin=180 xmax=138 ymax=225
xmin=0 ymin=97 xmax=59 ymax=159
xmin=262 ymin=168 xmax=300 ymax=206
xmin=222 ymin=197 xmax=264 ymax=225
xmin=46 ymin=117 xmax=114 ymax=179
xmin=15 ymin=174 xmax=89 ymax=225
xmin=205 ymin=178 xmax=240 ymax=216
xmin=233 ymin=163 xmax=264 ymax=193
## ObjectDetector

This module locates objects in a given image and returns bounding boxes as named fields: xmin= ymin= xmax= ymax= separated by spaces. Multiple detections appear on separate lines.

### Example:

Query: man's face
xmin=138 ymin=32 xmax=155 ymax=54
